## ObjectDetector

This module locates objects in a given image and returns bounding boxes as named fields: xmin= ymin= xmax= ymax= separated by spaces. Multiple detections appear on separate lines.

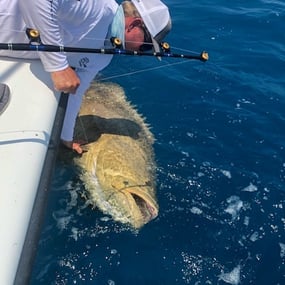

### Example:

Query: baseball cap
xmin=108 ymin=0 xmax=171 ymax=52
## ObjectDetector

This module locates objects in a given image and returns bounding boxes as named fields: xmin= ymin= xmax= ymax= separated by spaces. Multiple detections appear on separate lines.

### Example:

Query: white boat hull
xmin=0 ymin=57 xmax=60 ymax=285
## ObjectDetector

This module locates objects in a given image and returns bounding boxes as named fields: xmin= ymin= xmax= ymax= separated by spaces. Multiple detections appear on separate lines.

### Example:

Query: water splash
xmin=218 ymin=265 xmax=241 ymax=285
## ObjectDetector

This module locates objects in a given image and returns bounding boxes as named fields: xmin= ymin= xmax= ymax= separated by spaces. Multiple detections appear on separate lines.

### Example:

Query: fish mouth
xmin=132 ymin=193 xmax=158 ymax=223
xmin=122 ymin=186 xmax=158 ymax=228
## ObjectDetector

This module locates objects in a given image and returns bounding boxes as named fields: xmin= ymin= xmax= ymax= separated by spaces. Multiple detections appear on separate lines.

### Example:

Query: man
xmin=0 ymin=0 xmax=171 ymax=154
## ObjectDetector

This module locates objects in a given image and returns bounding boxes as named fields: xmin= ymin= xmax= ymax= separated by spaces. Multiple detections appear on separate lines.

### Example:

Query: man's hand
xmin=51 ymin=66 xmax=80 ymax=94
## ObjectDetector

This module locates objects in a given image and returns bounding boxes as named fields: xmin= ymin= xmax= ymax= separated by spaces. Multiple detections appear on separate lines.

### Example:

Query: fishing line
xmin=83 ymin=35 xmax=200 ymax=55
xmin=98 ymin=60 xmax=191 ymax=81
xmin=78 ymin=116 xmax=89 ymax=144
xmin=166 ymin=44 xmax=200 ymax=54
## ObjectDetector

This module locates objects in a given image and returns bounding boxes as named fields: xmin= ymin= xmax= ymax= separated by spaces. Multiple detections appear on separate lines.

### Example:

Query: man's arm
xmin=19 ymin=0 xmax=80 ymax=93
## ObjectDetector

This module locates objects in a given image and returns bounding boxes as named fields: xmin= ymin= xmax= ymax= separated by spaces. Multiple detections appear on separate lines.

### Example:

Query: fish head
xmin=82 ymin=135 xmax=158 ymax=229
xmin=107 ymin=176 xmax=159 ymax=229
xmin=84 ymin=171 xmax=159 ymax=229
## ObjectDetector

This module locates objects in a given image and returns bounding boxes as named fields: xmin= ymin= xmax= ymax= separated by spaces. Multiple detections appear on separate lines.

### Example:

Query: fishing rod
xmin=0 ymin=29 xmax=209 ymax=62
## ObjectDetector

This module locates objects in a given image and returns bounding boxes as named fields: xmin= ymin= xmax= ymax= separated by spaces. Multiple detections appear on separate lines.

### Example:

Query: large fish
xmin=72 ymin=82 xmax=158 ymax=229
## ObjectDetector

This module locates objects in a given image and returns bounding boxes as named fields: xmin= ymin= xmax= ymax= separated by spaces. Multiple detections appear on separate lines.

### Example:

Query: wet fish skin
xmin=73 ymin=82 xmax=158 ymax=229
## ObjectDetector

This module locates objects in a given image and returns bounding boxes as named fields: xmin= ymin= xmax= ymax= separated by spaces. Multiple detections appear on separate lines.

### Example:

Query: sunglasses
xmin=139 ymin=22 xmax=153 ymax=51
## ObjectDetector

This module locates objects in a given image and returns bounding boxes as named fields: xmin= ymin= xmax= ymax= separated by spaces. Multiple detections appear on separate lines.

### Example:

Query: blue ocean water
xmin=31 ymin=1 xmax=285 ymax=284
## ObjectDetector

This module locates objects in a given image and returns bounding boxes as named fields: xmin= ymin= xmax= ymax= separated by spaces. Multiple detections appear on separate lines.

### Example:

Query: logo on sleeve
xmin=79 ymin=57 xmax=90 ymax=68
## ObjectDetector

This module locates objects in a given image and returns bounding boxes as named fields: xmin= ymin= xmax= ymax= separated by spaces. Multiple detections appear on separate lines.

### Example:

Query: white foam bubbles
xmin=218 ymin=265 xmax=241 ymax=285
xmin=279 ymin=243 xmax=285 ymax=258
xmin=225 ymin=196 xmax=243 ymax=220
xmin=241 ymin=183 xmax=258 ymax=192
xmin=249 ymin=231 xmax=259 ymax=242
xmin=243 ymin=216 xmax=250 ymax=226
xmin=70 ymin=227 xmax=79 ymax=241
xmin=190 ymin=206 xmax=203 ymax=215
xmin=55 ymin=215 xmax=72 ymax=231
xmin=221 ymin=170 xmax=232 ymax=179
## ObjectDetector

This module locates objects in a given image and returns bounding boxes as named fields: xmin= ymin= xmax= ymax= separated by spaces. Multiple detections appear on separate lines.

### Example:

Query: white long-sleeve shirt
xmin=20 ymin=0 xmax=118 ymax=72
xmin=1 ymin=0 xmax=118 ymax=72
xmin=0 ymin=0 xmax=119 ymax=141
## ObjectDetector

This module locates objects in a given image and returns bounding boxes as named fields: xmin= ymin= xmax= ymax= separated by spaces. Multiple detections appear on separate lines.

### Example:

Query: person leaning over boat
xmin=0 ymin=0 xmax=171 ymax=154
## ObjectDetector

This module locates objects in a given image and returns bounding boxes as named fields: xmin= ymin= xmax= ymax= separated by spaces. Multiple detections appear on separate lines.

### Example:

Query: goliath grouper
xmin=72 ymin=82 xmax=158 ymax=229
